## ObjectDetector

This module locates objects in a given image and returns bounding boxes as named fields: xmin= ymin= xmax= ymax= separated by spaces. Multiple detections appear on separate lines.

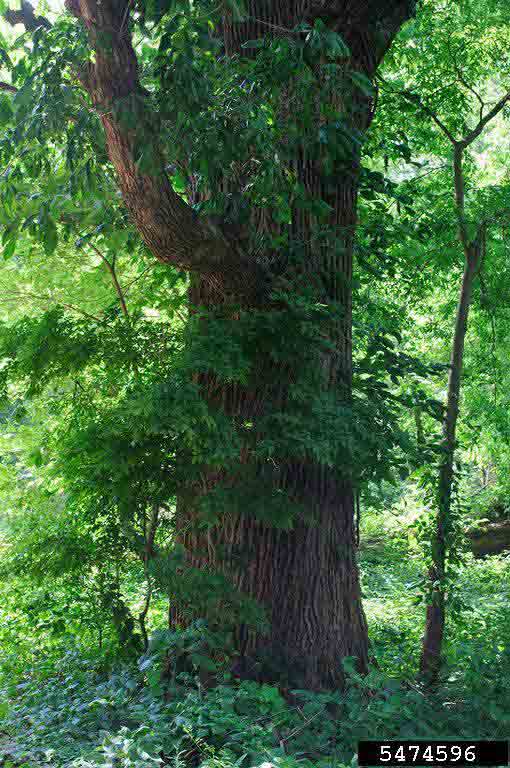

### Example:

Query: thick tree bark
xmin=180 ymin=162 xmax=368 ymax=690
xmin=65 ymin=0 xmax=415 ymax=689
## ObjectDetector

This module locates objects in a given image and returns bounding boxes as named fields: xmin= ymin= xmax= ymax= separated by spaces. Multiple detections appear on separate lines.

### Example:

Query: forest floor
xmin=1 ymin=507 xmax=509 ymax=768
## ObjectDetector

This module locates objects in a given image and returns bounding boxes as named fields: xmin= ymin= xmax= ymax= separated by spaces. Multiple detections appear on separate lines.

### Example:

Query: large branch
xmin=65 ymin=0 xmax=263 ymax=301
xmin=365 ymin=0 xmax=418 ymax=70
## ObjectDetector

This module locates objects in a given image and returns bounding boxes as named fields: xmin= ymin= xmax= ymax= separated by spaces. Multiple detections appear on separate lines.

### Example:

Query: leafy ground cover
xmin=1 ymin=507 xmax=509 ymax=768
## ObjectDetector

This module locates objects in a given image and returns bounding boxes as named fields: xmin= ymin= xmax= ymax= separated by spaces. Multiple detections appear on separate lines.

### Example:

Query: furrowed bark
xmin=176 ymin=1 xmax=415 ymax=689
xmin=180 ymin=160 xmax=369 ymax=690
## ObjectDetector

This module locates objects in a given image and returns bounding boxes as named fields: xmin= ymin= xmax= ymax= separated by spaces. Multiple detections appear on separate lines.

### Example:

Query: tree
xmin=0 ymin=0 xmax=416 ymax=689
xmin=374 ymin=0 xmax=510 ymax=683
xmin=418 ymin=110 xmax=507 ymax=684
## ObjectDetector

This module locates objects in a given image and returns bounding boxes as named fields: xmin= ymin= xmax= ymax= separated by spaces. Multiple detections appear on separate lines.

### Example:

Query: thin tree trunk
xmin=139 ymin=502 xmax=160 ymax=651
xmin=419 ymin=246 xmax=479 ymax=682
xmin=420 ymin=147 xmax=484 ymax=683
xmin=407 ymin=89 xmax=509 ymax=685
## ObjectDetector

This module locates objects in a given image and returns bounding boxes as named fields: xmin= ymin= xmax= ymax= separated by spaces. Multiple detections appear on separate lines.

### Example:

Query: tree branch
xmin=0 ymin=291 xmax=102 ymax=321
xmin=401 ymin=89 xmax=457 ymax=144
xmin=4 ymin=0 xmax=51 ymax=30
xmin=306 ymin=0 xmax=417 ymax=73
xmin=88 ymin=242 xmax=131 ymax=320
xmin=460 ymin=89 xmax=510 ymax=148
xmin=0 ymin=82 xmax=18 ymax=94
xmin=369 ymin=0 xmax=418 ymax=70
xmin=64 ymin=0 xmax=263 ymax=301
xmin=388 ymin=78 xmax=509 ymax=157
xmin=445 ymin=36 xmax=485 ymax=125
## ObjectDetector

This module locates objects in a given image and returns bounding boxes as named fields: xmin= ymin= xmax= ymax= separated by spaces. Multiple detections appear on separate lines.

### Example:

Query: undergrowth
xmin=1 ymin=517 xmax=509 ymax=768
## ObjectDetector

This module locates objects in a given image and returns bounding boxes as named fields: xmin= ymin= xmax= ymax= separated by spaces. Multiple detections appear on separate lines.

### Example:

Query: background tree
xmin=371 ymin=0 xmax=510 ymax=683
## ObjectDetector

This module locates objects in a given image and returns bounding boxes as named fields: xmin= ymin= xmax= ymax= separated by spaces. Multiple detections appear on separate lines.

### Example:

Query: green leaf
xmin=348 ymin=70 xmax=375 ymax=96
xmin=0 ymin=94 xmax=13 ymax=126
xmin=42 ymin=215 xmax=58 ymax=255
xmin=3 ymin=237 xmax=17 ymax=259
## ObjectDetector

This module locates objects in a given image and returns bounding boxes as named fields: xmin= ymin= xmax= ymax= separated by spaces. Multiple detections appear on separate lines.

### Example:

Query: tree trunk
xmin=419 ymin=241 xmax=481 ymax=683
xmin=177 ymin=162 xmax=369 ymax=690
xmin=413 ymin=96 xmax=508 ymax=685
xmin=180 ymin=460 xmax=369 ymax=689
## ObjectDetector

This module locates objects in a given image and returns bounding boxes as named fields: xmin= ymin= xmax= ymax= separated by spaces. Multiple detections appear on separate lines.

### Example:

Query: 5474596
xmin=358 ymin=741 xmax=509 ymax=767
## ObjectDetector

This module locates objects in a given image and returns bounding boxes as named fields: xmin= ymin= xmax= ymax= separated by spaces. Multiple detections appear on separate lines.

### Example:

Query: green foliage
xmin=0 ymin=0 xmax=510 ymax=764
xmin=2 ymin=569 xmax=510 ymax=768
